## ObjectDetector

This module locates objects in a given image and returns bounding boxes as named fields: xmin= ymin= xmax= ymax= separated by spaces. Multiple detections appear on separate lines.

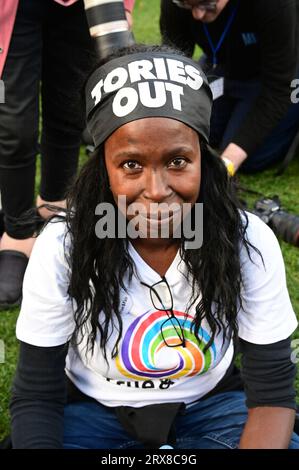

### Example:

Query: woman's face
xmin=104 ymin=117 xmax=201 ymax=238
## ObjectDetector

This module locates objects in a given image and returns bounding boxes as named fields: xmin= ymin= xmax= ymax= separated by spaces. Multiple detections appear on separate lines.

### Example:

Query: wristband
xmin=221 ymin=157 xmax=235 ymax=177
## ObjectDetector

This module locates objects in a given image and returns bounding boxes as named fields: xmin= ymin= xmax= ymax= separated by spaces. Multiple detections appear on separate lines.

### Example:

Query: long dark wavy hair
xmin=61 ymin=44 xmax=259 ymax=361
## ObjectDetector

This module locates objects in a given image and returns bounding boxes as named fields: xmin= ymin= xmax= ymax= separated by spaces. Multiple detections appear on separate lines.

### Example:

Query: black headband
xmin=86 ymin=52 xmax=213 ymax=148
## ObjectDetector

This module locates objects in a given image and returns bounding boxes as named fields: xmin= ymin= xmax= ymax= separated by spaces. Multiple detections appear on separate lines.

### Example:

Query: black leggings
xmin=0 ymin=0 xmax=96 ymax=238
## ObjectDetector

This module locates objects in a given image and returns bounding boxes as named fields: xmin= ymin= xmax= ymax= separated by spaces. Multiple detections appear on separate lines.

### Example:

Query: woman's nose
xmin=144 ymin=170 xmax=172 ymax=202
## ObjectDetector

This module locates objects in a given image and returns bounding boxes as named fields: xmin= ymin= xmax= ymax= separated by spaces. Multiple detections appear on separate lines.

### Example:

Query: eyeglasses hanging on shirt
xmin=140 ymin=276 xmax=233 ymax=366
xmin=140 ymin=276 xmax=186 ymax=348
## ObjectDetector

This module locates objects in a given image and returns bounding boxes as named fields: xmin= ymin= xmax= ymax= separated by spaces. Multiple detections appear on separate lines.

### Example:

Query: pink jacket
xmin=0 ymin=0 xmax=135 ymax=78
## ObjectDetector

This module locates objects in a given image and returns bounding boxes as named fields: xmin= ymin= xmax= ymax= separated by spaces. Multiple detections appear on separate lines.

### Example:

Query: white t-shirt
xmin=16 ymin=213 xmax=298 ymax=408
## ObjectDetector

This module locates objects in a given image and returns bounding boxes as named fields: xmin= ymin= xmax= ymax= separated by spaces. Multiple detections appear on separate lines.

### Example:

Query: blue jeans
xmin=63 ymin=391 xmax=299 ymax=449
xmin=208 ymin=71 xmax=299 ymax=173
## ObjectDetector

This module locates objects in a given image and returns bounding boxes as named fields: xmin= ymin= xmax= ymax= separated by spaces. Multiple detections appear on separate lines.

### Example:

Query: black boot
xmin=0 ymin=250 xmax=29 ymax=310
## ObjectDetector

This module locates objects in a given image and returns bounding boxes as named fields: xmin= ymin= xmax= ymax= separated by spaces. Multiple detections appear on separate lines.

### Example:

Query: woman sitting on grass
xmin=10 ymin=44 xmax=299 ymax=449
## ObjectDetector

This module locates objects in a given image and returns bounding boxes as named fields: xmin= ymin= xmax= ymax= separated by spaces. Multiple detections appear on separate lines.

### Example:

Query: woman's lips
xmin=142 ymin=212 xmax=182 ymax=225
xmin=125 ymin=203 xmax=185 ymax=234
xmin=132 ymin=207 xmax=183 ymax=220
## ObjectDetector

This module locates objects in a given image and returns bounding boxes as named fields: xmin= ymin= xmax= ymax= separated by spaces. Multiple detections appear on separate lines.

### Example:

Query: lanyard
xmin=203 ymin=0 xmax=239 ymax=68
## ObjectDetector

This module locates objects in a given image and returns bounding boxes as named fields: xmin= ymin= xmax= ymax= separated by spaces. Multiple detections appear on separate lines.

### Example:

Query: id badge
xmin=209 ymin=77 xmax=224 ymax=100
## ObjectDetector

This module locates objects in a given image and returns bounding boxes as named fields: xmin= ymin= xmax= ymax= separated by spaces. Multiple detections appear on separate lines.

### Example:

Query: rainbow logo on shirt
xmin=115 ymin=310 xmax=218 ymax=380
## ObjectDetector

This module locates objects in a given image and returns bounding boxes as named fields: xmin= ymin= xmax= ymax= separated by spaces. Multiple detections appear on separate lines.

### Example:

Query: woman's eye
xmin=168 ymin=157 xmax=187 ymax=168
xmin=123 ymin=161 xmax=142 ymax=170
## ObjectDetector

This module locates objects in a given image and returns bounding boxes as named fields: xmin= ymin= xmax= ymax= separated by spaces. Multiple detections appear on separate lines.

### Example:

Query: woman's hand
xmin=221 ymin=142 xmax=247 ymax=173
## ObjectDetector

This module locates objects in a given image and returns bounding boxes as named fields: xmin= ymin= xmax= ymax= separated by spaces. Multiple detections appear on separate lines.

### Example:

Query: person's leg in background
xmin=199 ymin=59 xmax=237 ymax=150
xmin=208 ymin=91 xmax=236 ymax=150
xmin=39 ymin=0 xmax=97 ymax=219
xmin=0 ymin=0 xmax=44 ymax=307
xmin=218 ymin=77 xmax=299 ymax=173
xmin=0 ymin=0 xmax=96 ymax=308
xmin=240 ymin=96 xmax=299 ymax=173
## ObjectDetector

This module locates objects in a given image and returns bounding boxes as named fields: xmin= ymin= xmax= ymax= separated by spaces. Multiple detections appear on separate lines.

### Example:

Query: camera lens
xmin=83 ymin=0 xmax=134 ymax=59
xmin=270 ymin=211 xmax=299 ymax=247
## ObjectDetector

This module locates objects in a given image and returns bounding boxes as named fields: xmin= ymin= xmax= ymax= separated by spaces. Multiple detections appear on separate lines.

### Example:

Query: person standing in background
xmin=0 ymin=0 xmax=135 ymax=309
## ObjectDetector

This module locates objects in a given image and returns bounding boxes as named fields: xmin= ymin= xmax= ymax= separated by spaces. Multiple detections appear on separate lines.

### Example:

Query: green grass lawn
xmin=0 ymin=0 xmax=298 ymax=440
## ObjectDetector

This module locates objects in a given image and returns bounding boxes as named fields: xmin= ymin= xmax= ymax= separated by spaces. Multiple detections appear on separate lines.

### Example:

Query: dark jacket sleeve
xmin=233 ymin=0 xmax=297 ymax=155
xmin=10 ymin=341 xmax=68 ymax=449
xmin=239 ymin=336 xmax=297 ymax=410
xmin=160 ymin=0 xmax=195 ymax=57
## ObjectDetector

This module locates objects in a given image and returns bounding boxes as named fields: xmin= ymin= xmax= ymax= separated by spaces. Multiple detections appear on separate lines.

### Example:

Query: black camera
xmin=252 ymin=196 xmax=299 ymax=247
xmin=83 ymin=0 xmax=134 ymax=59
